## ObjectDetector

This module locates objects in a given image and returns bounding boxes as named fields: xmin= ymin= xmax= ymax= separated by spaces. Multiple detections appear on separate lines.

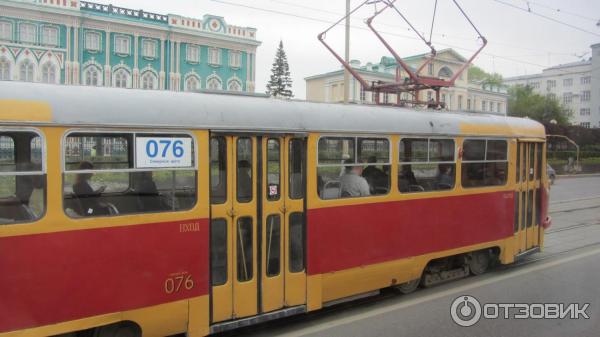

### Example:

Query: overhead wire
xmin=209 ymin=0 xmax=600 ymax=81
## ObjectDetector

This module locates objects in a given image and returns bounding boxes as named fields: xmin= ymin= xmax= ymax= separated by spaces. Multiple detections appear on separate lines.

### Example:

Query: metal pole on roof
xmin=343 ymin=0 xmax=350 ymax=104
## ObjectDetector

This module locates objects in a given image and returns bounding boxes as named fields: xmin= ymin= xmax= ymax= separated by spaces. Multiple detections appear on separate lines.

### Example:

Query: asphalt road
xmin=221 ymin=176 xmax=600 ymax=337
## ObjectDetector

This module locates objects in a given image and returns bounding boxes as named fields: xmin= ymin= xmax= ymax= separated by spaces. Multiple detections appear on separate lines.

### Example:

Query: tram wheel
xmin=396 ymin=278 xmax=420 ymax=294
xmin=469 ymin=250 xmax=490 ymax=276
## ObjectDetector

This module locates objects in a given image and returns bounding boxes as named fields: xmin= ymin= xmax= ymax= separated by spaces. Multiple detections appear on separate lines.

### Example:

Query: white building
xmin=504 ymin=43 xmax=600 ymax=128
xmin=305 ymin=49 xmax=508 ymax=115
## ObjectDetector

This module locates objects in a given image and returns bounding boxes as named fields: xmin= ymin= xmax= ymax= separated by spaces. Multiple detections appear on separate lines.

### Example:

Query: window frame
xmin=398 ymin=137 xmax=457 ymax=193
xmin=0 ymin=127 xmax=47 ymax=225
xmin=460 ymin=137 xmax=509 ymax=188
xmin=114 ymin=35 xmax=131 ymax=56
xmin=208 ymin=47 xmax=221 ymax=66
xmin=0 ymin=21 xmax=13 ymax=41
xmin=85 ymin=31 xmax=101 ymax=52
xmin=141 ymin=38 xmax=157 ymax=59
xmin=186 ymin=44 xmax=200 ymax=63
xmin=229 ymin=50 xmax=241 ymax=68
xmin=317 ymin=134 xmax=392 ymax=200
xmin=42 ymin=25 xmax=59 ymax=47
xmin=61 ymin=129 xmax=198 ymax=217
xmin=19 ymin=23 xmax=36 ymax=44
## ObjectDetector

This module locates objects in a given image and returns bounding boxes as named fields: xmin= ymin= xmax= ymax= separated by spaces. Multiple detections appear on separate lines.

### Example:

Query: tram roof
xmin=0 ymin=82 xmax=545 ymax=138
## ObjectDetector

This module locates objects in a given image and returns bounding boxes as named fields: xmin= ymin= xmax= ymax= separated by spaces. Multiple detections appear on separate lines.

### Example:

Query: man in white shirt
xmin=340 ymin=164 xmax=370 ymax=197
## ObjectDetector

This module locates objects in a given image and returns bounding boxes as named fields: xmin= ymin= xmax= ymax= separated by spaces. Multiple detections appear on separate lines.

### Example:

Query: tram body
xmin=0 ymin=82 xmax=550 ymax=337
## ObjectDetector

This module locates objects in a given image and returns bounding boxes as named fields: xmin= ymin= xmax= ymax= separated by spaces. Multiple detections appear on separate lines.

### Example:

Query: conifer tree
xmin=266 ymin=40 xmax=293 ymax=98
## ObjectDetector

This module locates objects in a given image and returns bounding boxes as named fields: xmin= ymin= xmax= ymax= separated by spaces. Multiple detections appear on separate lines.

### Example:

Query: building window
xmin=497 ymin=103 xmax=502 ymax=113
xmin=229 ymin=51 xmax=241 ymax=68
xmin=141 ymin=72 xmax=157 ymax=90
xmin=438 ymin=66 xmax=453 ymax=78
xmin=581 ymin=90 xmax=590 ymax=102
xmin=563 ymin=92 xmax=572 ymax=104
xmin=207 ymin=76 xmax=222 ymax=90
xmin=19 ymin=23 xmax=36 ymax=44
xmin=427 ymin=63 xmax=433 ymax=75
xmin=208 ymin=47 xmax=221 ymax=65
xmin=581 ymin=76 xmax=591 ymax=85
xmin=0 ymin=57 xmax=10 ymax=80
xmin=228 ymin=79 xmax=241 ymax=92
xmin=42 ymin=26 xmax=58 ymax=46
xmin=115 ymin=36 xmax=130 ymax=55
xmin=580 ymin=122 xmax=590 ymax=128
xmin=186 ymin=44 xmax=200 ymax=63
xmin=547 ymin=93 xmax=556 ymax=100
xmin=85 ymin=32 xmax=101 ymax=52
xmin=563 ymin=78 xmax=573 ymax=87
xmin=360 ymin=85 xmax=366 ymax=102
xmin=580 ymin=108 xmax=591 ymax=116
xmin=529 ymin=82 xmax=540 ymax=89
xmin=458 ymin=95 xmax=463 ymax=109
xmin=84 ymin=67 xmax=101 ymax=86
xmin=113 ymin=69 xmax=130 ymax=88
xmin=490 ymin=101 xmax=495 ymax=112
xmin=546 ymin=80 xmax=556 ymax=89
xmin=41 ymin=62 xmax=57 ymax=83
xmin=467 ymin=99 xmax=471 ymax=110
xmin=0 ymin=21 xmax=13 ymax=41
xmin=19 ymin=59 xmax=34 ymax=82
xmin=383 ymin=93 xmax=389 ymax=104
xmin=186 ymin=76 xmax=200 ymax=91
xmin=426 ymin=91 xmax=432 ymax=101
xmin=482 ymin=101 xmax=487 ymax=111
xmin=142 ymin=39 xmax=156 ymax=59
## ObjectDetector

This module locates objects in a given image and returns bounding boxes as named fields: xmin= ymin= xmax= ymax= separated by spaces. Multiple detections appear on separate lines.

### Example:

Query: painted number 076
xmin=164 ymin=274 xmax=194 ymax=294
xmin=146 ymin=140 xmax=185 ymax=158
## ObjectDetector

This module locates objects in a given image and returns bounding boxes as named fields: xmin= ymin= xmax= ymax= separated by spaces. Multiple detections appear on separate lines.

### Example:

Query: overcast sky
xmin=93 ymin=0 xmax=600 ymax=98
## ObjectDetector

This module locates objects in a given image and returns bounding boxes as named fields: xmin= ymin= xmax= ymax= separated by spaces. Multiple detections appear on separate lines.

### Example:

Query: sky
xmin=91 ymin=0 xmax=600 ymax=98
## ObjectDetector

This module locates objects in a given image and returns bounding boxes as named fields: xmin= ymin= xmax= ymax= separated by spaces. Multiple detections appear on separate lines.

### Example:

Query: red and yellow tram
xmin=0 ymin=82 xmax=550 ymax=337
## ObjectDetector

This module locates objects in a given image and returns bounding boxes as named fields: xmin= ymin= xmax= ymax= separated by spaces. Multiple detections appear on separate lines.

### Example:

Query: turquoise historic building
xmin=0 ymin=0 xmax=260 ymax=92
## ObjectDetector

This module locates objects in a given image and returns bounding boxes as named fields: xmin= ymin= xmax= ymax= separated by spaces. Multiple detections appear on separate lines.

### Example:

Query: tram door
xmin=209 ymin=135 xmax=306 ymax=323
xmin=515 ymin=141 xmax=543 ymax=253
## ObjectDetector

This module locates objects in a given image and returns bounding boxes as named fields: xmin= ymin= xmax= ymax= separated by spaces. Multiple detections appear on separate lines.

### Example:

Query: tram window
xmin=63 ymin=132 xmax=197 ymax=218
xmin=514 ymin=192 xmax=520 ymax=233
xmin=527 ymin=191 xmax=533 ymax=228
xmin=0 ymin=131 xmax=46 ymax=225
xmin=266 ymin=139 xmax=280 ymax=201
xmin=211 ymin=219 xmax=228 ymax=286
xmin=236 ymin=138 xmax=253 ymax=203
xmin=399 ymin=138 xmax=455 ymax=193
xmin=516 ymin=144 xmax=521 ymax=183
xmin=461 ymin=139 xmax=508 ymax=188
xmin=529 ymin=144 xmax=536 ymax=180
xmin=317 ymin=136 xmax=390 ymax=199
xmin=265 ymin=214 xmax=281 ymax=277
xmin=210 ymin=137 xmax=227 ymax=204
xmin=536 ymin=144 xmax=543 ymax=181
xmin=236 ymin=217 xmax=253 ymax=282
xmin=289 ymin=139 xmax=305 ymax=200
xmin=289 ymin=212 xmax=305 ymax=273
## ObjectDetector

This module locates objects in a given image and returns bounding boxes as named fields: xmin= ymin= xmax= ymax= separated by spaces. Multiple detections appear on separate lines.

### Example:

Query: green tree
xmin=508 ymin=85 xmax=570 ymax=125
xmin=468 ymin=65 xmax=503 ymax=86
xmin=266 ymin=40 xmax=293 ymax=98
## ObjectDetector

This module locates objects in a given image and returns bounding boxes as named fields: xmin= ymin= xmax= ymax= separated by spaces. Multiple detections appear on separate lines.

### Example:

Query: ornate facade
xmin=305 ymin=49 xmax=508 ymax=115
xmin=0 ymin=0 xmax=260 ymax=92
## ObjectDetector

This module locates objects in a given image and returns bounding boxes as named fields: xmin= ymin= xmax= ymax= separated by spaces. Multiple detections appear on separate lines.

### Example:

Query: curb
xmin=556 ymin=173 xmax=600 ymax=179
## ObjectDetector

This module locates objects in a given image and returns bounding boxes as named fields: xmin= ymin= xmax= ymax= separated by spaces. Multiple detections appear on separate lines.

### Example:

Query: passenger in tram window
xmin=436 ymin=164 xmax=454 ymax=190
xmin=133 ymin=171 xmax=165 ymax=212
xmin=73 ymin=161 xmax=109 ymax=216
xmin=237 ymin=160 xmax=252 ymax=199
xmin=362 ymin=156 xmax=387 ymax=194
xmin=340 ymin=160 xmax=370 ymax=198
xmin=398 ymin=164 xmax=418 ymax=192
